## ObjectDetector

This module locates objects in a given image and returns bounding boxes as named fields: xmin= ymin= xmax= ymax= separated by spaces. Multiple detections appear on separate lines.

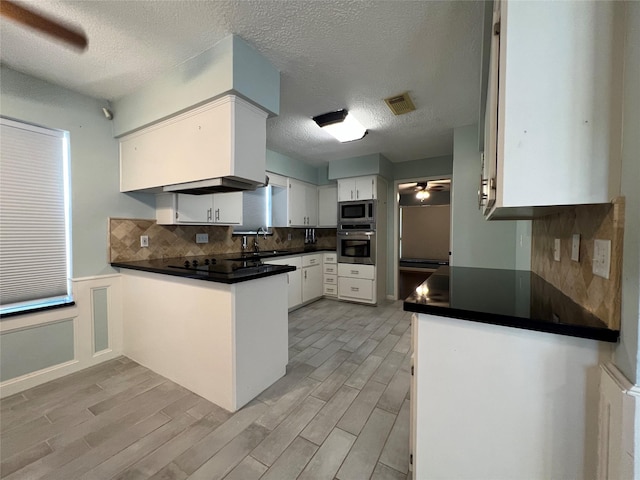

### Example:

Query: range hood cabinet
xmin=119 ymin=95 xmax=269 ymax=194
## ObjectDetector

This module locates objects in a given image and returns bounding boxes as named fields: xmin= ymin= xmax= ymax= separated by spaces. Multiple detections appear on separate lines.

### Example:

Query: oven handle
xmin=337 ymin=231 xmax=375 ymax=236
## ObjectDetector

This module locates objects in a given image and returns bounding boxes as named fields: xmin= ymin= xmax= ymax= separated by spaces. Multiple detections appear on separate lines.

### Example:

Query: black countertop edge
xmin=111 ymin=262 xmax=296 ymax=284
xmin=403 ymin=302 xmax=619 ymax=343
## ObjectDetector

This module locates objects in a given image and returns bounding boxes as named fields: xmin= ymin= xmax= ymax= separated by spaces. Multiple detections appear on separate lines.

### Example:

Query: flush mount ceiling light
xmin=312 ymin=109 xmax=368 ymax=143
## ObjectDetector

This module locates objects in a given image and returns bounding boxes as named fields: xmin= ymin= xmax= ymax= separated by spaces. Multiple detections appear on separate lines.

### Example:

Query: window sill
xmin=0 ymin=301 xmax=76 ymax=320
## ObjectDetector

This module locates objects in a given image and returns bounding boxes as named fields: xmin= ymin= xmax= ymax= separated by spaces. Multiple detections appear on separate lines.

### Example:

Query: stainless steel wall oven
xmin=337 ymin=225 xmax=376 ymax=265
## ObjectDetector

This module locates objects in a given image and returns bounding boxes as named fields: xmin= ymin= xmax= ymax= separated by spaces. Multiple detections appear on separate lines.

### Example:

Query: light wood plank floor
xmin=0 ymin=299 xmax=411 ymax=479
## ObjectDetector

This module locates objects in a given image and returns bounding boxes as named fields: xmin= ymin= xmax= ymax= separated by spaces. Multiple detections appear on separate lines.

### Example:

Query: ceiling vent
xmin=384 ymin=92 xmax=416 ymax=116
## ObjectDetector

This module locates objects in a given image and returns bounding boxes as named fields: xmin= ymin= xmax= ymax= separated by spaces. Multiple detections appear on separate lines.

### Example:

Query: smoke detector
xmin=384 ymin=92 xmax=416 ymax=116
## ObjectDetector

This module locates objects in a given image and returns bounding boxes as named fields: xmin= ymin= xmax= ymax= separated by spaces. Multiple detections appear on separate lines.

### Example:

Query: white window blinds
xmin=0 ymin=117 xmax=72 ymax=314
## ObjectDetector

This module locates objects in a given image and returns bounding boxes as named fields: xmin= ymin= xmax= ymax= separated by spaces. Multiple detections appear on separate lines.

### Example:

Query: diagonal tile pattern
xmin=0 ymin=298 xmax=411 ymax=479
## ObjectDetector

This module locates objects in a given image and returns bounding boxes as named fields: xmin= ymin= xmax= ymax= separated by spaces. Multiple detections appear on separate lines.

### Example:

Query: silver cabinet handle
xmin=215 ymin=208 xmax=220 ymax=221
xmin=207 ymin=208 xmax=212 ymax=222
xmin=356 ymin=190 xmax=359 ymax=199
xmin=351 ymin=287 xmax=359 ymax=292
xmin=351 ymin=190 xmax=354 ymax=200
xmin=350 ymin=270 xmax=359 ymax=275
xmin=304 ymin=270 xmax=307 ymax=279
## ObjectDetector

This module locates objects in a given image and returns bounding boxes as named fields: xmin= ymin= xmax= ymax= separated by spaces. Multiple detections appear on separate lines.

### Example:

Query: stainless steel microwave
xmin=338 ymin=200 xmax=376 ymax=223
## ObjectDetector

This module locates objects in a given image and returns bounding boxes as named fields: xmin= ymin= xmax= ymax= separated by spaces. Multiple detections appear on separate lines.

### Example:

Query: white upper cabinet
xmin=338 ymin=175 xmax=378 ymax=201
xmin=287 ymin=178 xmax=318 ymax=227
xmin=156 ymin=192 xmax=242 ymax=225
xmin=318 ymin=185 xmax=338 ymax=227
xmin=120 ymin=95 xmax=268 ymax=192
xmin=483 ymin=0 xmax=623 ymax=219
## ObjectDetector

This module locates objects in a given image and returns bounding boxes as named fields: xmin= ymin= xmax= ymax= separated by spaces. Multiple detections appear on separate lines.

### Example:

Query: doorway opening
xmin=394 ymin=177 xmax=451 ymax=300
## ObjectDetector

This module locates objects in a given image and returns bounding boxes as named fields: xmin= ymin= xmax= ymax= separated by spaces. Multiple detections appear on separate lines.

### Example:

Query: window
xmin=0 ymin=117 xmax=72 ymax=315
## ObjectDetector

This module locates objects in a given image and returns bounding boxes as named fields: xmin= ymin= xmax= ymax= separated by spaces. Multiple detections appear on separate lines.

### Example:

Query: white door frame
xmin=393 ymin=175 xmax=452 ymax=300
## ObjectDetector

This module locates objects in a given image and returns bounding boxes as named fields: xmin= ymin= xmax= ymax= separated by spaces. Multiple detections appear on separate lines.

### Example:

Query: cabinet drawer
xmin=302 ymin=254 xmax=322 ymax=267
xmin=324 ymin=284 xmax=338 ymax=296
xmin=338 ymin=263 xmax=375 ymax=280
xmin=323 ymin=264 xmax=337 ymax=275
xmin=338 ymin=277 xmax=373 ymax=301
xmin=323 ymin=274 xmax=337 ymax=285
xmin=266 ymin=256 xmax=302 ymax=269
xmin=323 ymin=253 xmax=337 ymax=264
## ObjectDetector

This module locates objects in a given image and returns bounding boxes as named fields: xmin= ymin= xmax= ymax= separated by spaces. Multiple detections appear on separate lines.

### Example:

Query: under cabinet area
xmin=482 ymin=0 xmax=623 ymax=219
xmin=155 ymin=192 xmax=242 ymax=225
xmin=338 ymin=175 xmax=378 ymax=201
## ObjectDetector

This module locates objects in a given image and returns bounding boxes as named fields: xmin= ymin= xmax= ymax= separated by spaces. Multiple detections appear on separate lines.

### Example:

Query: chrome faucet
xmin=241 ymin=236 xmax=248 ymax=253
xmin=254 ymin=227 xmax=268 ymax=253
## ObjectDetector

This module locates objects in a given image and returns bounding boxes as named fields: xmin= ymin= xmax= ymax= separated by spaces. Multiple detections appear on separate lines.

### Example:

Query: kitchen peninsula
xmin=112 ymin=255 xmax=295 ymax=412
xmin=404 ymin=266 xmax=619 ymax=479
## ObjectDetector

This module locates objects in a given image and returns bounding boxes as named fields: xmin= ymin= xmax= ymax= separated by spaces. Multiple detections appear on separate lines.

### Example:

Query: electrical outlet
xmin=196 ymin=233 xmax=209 ymax=244
xmin=140 ymin=235 xmax=149 ymax=248
xmin=593 ymin=239 xmax=611 ymax=279
xmin=553 ymin=238 xmax=561 ymax=262
xmin=287 ymin=233 xmax=292 ymax=241
xmin=571 ymin=234 xmax=580 ymax=262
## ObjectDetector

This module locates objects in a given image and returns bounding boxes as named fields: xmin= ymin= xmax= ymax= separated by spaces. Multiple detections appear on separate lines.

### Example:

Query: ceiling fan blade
xmin=1 ymin=0 xmax=87 ymax=50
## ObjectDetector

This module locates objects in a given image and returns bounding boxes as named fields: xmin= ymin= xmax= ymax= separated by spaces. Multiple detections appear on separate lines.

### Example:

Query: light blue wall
xmin=394 ymin=155 xmax=453 ymax=180
xmin=328 ymin=153 xmax=385 ymax=179
xmin=112 ymin=35 xmax=279 ymax=137
xmin=450 ymin=125 xmax=529 ymax=269
xmin=1 ymin=319 xmax=75 ymax=381
xmin=266 ymin=149 xmax=319 ymax=184
xmin=0 ymin=66 xmax=156 ymax=277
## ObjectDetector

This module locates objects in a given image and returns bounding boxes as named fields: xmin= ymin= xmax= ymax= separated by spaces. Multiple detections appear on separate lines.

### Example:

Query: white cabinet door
xmin=288 ymin=179 xmax=307 ymax=226
xmin=338 ymin=179 xmax=356 ymax=202
xmin=338 ymin=176 xmax=377 ymax=201
xmin=212 ymin=192 xmax=242 ymax=224
xmin=302 ymin=264 xmax=323 ymax=303
xmin=288 ymin=178 xmax=317 ymax=226
xmin=305 ymin=183 xmax=318 ymax=227
xmin=484 ymin=0 xmax=622 ymax=219
xmin=318 ymin=186 xmax=338 ymax=227
xmin=176 ymin=194 xmax=213 ymax=223
xmin=355 ymin=176 xmax=377 ymax=200
xmin=266 ymin=256 xmax=303 ymax=309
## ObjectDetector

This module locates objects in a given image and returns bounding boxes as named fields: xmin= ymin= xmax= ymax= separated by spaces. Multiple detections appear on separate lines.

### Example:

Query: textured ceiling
xmin=0 ymin=0 xmax=484 ymax=166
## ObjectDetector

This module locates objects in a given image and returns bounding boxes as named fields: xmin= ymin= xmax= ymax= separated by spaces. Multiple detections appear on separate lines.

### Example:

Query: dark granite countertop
xmin=111 ymin=248 xmax=335 ymax=284
xmin=403 ymin=266 xmax=619 ymax=343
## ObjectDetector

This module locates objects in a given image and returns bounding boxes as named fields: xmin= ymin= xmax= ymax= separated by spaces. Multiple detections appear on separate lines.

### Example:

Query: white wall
xmin=451 ymin=124 xmax=531 ymax=269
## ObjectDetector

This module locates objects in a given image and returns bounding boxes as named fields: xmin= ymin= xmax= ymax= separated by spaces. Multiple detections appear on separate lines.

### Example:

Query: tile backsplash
xmin=531 ymin=198 xmax=624 ymax=329
xmin=109 ymin=218 xmax=337 ymax=262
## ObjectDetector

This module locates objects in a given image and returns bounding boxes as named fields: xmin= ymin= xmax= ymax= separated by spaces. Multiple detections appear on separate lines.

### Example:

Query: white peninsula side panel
xmin=412 ymin=312 xmax=610 ymax=480
xmin=121 ymin=270 xmax=287 ymax=412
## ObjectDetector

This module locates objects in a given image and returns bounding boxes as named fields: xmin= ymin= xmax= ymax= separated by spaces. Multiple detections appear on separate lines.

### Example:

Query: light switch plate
xmin=140 ymin=235 xmax=149 ymax=248
xmin=553 ymin=238 xmax=561 ymax=262
xmin=571 ymin=234 xmax=580 ymax=262
xmin=593 ymin=239 xmax=611 ymax=279
xmin=196 ymin=233 xmax=209 ymax=244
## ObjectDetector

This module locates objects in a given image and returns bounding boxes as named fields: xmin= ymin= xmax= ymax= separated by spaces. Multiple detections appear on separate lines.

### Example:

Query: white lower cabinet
xmin=338 ymin=263 xmax=376 ymax=304
xmin=265 ymin=256 xmax=302 ymax=310
xmin=268 ymin=253 xmax=325 ymax=309
xmin=302 ymin=254 xmax=323 ymax=303
xmin=323 ymin=253 xmax=338 ymax=298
